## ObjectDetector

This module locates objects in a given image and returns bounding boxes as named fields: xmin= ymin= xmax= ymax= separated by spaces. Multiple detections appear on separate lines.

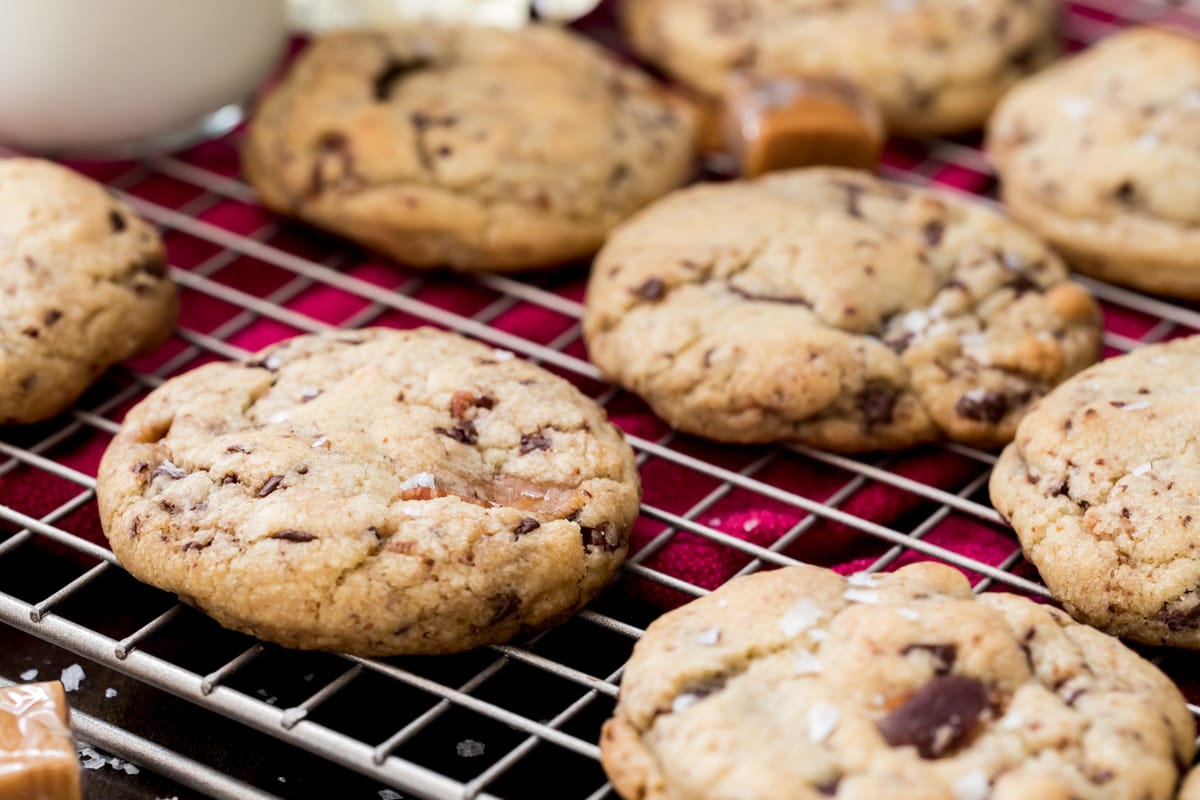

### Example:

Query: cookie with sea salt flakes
xmin=988 ymin=27 xmax=1200 ymax=298
xmin=601 ymin=562 xmax=1195 ymax=800
xmin=95 ymin=327 xmax=641 ymax=656
xmin=0 ymin=158 xmax=177 ymax=424
xmin=1183 ymin=768 xmax=1200 ymax=800
xmin=622 ymin=0 xmax=1060 ymax=136
xmin=991 ymin=336 xmax=1200 ymax=649
xmin=241 ymin=24 xmax=696 ymax=272
xmin=582 ymin=167 xmax=1102 ymax=452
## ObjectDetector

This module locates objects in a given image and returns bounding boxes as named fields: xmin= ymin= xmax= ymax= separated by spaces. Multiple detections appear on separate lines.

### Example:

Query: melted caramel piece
xmin=722 ymin=74 xmax=884 ymax=177
xmin=0 ymin=681 xmax=81 ymax=800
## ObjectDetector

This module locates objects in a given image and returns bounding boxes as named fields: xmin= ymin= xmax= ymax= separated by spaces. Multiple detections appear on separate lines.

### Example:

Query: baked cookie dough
xmin=0 ymin=158 xmax=177 ymax=425
xmin=583 ymin=168 xmax=1102 ymax=452
xmin=601 ymin=562 xmax=1195 ymax=800
xmin=989 ymin=27 xmax=1200 ymax=298
xmin=242 ymin=24 xmax=696 ymax=272
xmin=1181 ymin=767 xmax=1200 ymax=800
xmin=991 ymin=336 xmax=1200 ymax=649
xmin=95 ymin=327 xmax=641 ymax=656
xmin=622 ymin=0 xmax=1059 ymax=136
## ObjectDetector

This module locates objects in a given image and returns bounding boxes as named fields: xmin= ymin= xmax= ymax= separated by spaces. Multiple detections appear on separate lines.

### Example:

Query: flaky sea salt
xmin=492 ymin=348 xmax=515 ymax=361
xmin=267 ymin=411 xmax=290 ymax=425
xmin=779 ymin=599 xmax=826 ymax=637
xmin=807 ymin=703 xmax=839 ymax=743
xmin=19 ymin=669 xmax=36 ymax=680
xmin=999 ymin=711 xmax=1024 ymax=731
xmin=843 ymin=589 xmax=879 ymax=605
xmin=1132 ymin=462 xmax=1153 ymax=477
xmin=60 ymin=664 xmax=84 ymax=692
xmin=399 ymin=472 xmax=437 ymax=491
xmin=299 ymin=386 xmax=322 ymax=401
xmin=1061 ymin=96 xmax=1093 ymax=120
xmin=312 ymin=435 xmax=331 ymax=449
xmin=809 ymin=629 xmax=828 ymax=641
xmin=1137 ymin=133 xmax=1161 ymax=150
xmin=672 ymin=693 xmax=699 ymax=714
xmin=953 ymin=770 xmax=990 ymax=800
xmin=696 ymin=627 xmax=721 ymax=646
xmin=1120 ymin=401 xmax=1150 ymax=411
xmin=794 ymin=651 xmax=823 ymax=675
xmin=896 ymin=607 xmax=920 ymax=621
xmin=847 ymin=572 xmax=880 ymax=588
xmin=263 ymin=353 xmax=283 ymax=371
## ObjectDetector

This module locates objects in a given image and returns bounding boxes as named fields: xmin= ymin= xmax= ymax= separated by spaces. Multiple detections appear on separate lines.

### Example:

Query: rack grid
xmin=2 ymin=2 xmax=1200 ymax=798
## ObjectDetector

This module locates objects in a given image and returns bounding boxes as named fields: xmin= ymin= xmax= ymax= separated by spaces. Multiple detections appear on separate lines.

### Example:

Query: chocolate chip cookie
xmin=622 ymin=0 xmax=1059 ymax=136
xmin=989 ymin=27 xmax=1200 ymax=298
xmin=601 ymin=562 xmax=1195 ymax=800
xmin=95 ymin=327 xmax=641 ymax=656
xmin=583 ymin=168 xmax=1102 ymax=452
xmin=0 ymin=158 xmax=177 ymax=425
xmin=242 ymin=24 xmax=696 ymax=272
xmin=991 ymin=336 xmax=1200 ymax=649
xmin=1184 ymin=768 xmax=1200 ymax=800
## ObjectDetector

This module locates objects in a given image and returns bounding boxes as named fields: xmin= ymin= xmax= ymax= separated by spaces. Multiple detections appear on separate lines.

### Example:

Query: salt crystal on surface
xmin=1132 ymin=462 xmax=1152 ymax=477
xmin=105 ymin=688 xmax=117 ymax=699
xmin=953 ymin=770 xmax=990 ymax=800
xmin=672 ymin=693 xmax=699 ymax=714
xmin=299 ymin=386 xmax=322 ymax=401
xmin=779 ymin=599 xmax=826 ymax=637
xmin=794 ymin=651 xmax=823 ymax=675
xmin=19 ymin=669 xmax=36 ymax=680
xmin=1061 ymin=96 xmax=1093 ymax=120
xmin=809 ymin=629 xmax=828 ymax=641
xmin=808 ymin=703 xmax=839 ymax=743
xmin=1120 ymin=401 xmax=1151 ymax=411
xmin=999 ymin=711 xmax=1024 ymax=730
xmin=847 ymin=572 xmax=880 ymax=588
xmin=492 ymin=349 xmax=515 ymax=361
xmin=267 ymin=411 xmax=290 ymax=424
xmin=60 ymin=664 xmax=84 ymax=692
xmin=1137 ymin=133 xmax=1161 ymax=150
xmin=457 ymin=739 xmax=486 ymax=757
xmin=896 ymin=607 xmax=920 ymax=621
xmin=312 ymin=436 xmax=331 ymax=449
xmin=696 ymin=627 xmax=721 ymax=646
xmin=843 ymin=589 xmax=879 ymax=605
xmin=399 ymin=472 xmax=437 ymax=491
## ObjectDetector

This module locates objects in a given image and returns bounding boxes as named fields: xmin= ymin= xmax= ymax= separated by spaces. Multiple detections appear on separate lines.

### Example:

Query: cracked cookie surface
xmin=989 ymin=27 xmax=1200 ymax=299
xmin=95 ymin=327 xmax=641 ymax=655
xmin=601 ymin=562 xmax=1195 ymax=800
xmin=582 ymin=168 xmax=1102 ymax=452
xmin=991 ymin=337 xmax=1200 ymax=649
xmin=242 ymin=24 xmax=696 ymax=272
xmin=622 ymin=0 xmax=1059 ymax=136
xmin=0 ymin=158 xmax=177 ymax=424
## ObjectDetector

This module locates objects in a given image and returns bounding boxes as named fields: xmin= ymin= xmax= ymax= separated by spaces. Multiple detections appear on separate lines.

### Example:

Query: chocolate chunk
xmin=43 ymin=309 xmax=61 ymax=326
xmin=1155 ymin=596 xmax=1200 ymax=631
xmin=475 ymin=394 xmax=496 ymax=410
xmin=877 ymin=675 xmax=988 ymax=758
xmin=225 ymin=444 xmax=252 ymax=454
xmin=19 ymin=374 xmax=36 ymax=392
xmin=258 ymin=475 xmax=284 ymax=497
xmin=373 ymin=56 xmax=431 ymax=101
xmin=901 ymin=643 xmax=958 ymax=676
xmin=633 ymin=277 xmax=666 ymax=301
xmin=20 ymin=327 xmax=38 ymax=338
xmin=141 ymin=257 xmax=168 ymax=279
xmin=1114 ymin=181 xmax=1137 ymax=205
xmin=308 ymin=132 xmax=359 ymax=197
xmin=608 ymin=163 xmax=631 ymax=187
xmin=922 ymin=220 xmax=944 ymax=246
xmin=182 ymin=540 xmax=211 ymax=552
xmin=520 ymin=431 xmax=553 ymax=454
xmin=856 ymin=382 xmax=897 ymax=427
xmin=221 ymin=475 xmax=239 ymax=486
xmin=727 ymin=286 xmax=813 ymax=307
xmin=839 ymin=181 xmax=865 ymax=218
xmin=1008 ymin=42 xmax=1040 ymax=70
xmin=956 ymin=391 xmax=1009 ymax=423
xmin=151 ymin=462 xmax=187 ymax=480
xmin=271 ymin=529 xmax=317 ymax=543
xmin=132 ymin=462 xmax=148 ymax=474
xmin=514 ymin=518 xmax=541 ymax=537
xmin=487 ymin=591 xmax=521 ymax=625
xmin=815 ymin=778 xmax=841 ymax=796
xmin=581 ymin=521 xmax=622 ymax=552
xmin=109 ymin=209 xmax=127 ymax=233
xmin=436 ymin=420 xmax=478 ymax=445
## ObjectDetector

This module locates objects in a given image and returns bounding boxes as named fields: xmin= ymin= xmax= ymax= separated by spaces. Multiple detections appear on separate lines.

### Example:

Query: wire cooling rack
xmin=3 ymin=2 xmax=1200 ymax=798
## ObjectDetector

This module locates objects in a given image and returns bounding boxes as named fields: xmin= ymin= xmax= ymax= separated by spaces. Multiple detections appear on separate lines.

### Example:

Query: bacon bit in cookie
xmin=152 ymin=461 xmax=187 ymax=480
xmin=520 ymin=431 xmax=553 ymax=454
xmin=581 ymin=521 xmax=621 ymax=552
xmin=877 ymin=675 xmax=988 ymax=758
xmin=436 ymin=420 xmax=478 ymax=445
xmin=633 ymin=277 xmax=666 ymax=301
xmin=514 ymin=517 xmax=540 ymax=537
xmin=956 ymin=389 xmax=1009 ymax=423
xmin=271 ymin=529 xmax=317 ymax=543
xmin=401 ymin=487 xmax=444 ymax=501
xmin=258 ymin=475 xmax=284 ymax=497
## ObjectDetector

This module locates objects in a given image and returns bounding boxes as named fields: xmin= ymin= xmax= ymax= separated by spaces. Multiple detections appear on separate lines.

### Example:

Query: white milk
xmin=0 ymin=0 xmax=287 ymax=153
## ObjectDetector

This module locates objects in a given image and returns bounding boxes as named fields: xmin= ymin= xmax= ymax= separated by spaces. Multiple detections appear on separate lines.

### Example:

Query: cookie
xmin=95 ymin=327 xmax=641 ymax=656
xmin=1182 ymin=767 xmax=1200 ymax=800
xmin=0 ymin=158 xmax=177 ymax=425
xmin=622 ymin=0 xmax=1059 ymax=136
xmin=242 ymin=25 xmax=697 ymax=272
xmin=991 ymin=337 xmax=1200 ymax=649
xmin=601 ymin=562 xmax=1195 ymax=800
xmin=582 ymin=168 xmax=1102 ymax=452
xmin=989 ymin=27 xmax=1200 ymax=298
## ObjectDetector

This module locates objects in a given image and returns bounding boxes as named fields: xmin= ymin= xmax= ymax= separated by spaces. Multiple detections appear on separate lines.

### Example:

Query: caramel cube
xmin=0 ymin=682 xmax=81 ymax=800
xmin=722 ymin=74 xmax=885 ymax=177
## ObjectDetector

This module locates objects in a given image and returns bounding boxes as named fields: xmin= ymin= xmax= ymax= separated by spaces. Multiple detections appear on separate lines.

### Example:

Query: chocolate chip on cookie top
xmin=242 ymin=24 xmax=697 ymax=272
xmin=0 ymin=158 xmax=177 ymax=425
xmin=583 ymin=168 xmax=1102 ymax=452
xmin=991 ymin=336 xmax=1200 ymax=649
xmin=989 ymin=26 xmax=1200 ymax=298
xmin=622 ymin=0 xmax=1059 ymax=136
xmin=602 ymin=562 xmax=1195 ymax=800
xmin=95 ymin=328 xmax=641 ymax=656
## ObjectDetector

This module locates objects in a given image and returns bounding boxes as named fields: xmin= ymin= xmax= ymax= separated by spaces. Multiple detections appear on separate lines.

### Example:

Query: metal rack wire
xmin=2 ymin=2 xmax=1200 ymax=798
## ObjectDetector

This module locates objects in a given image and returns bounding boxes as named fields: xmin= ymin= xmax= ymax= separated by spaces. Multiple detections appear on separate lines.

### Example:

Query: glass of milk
xmin=0 ymin=0 xmax=287 ymax=156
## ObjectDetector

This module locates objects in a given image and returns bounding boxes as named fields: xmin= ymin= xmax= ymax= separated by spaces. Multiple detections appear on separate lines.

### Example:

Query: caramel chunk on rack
xmin=0 ymin=681 xmax=81 ymax=800
xmin=720 ymin=75 xmax=884 ymax=176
